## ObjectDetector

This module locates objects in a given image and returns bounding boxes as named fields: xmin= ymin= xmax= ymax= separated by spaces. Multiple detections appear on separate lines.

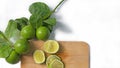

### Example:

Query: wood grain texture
xmin=21 ymin=40 xmax=90 ymax=68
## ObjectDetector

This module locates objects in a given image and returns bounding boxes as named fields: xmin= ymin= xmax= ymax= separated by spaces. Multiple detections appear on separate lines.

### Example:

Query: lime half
xmin=46 ymin=55 xmax=61 ymax=67
xmin=43 ymin=40 xmax=59 ymax=54
xmin=49 ymin=59 xmax=64 ymax=68
xmin=33 ymin=50 xmax=45 ymax=64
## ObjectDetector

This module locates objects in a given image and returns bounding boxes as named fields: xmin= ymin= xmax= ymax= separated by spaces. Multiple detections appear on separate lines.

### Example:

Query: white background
xmin=0 ymin=0 xmax=120 ymax=68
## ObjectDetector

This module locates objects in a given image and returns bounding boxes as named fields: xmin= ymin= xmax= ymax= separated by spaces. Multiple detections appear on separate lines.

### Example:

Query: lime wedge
xmin=49 ymin=59 xmax=64 ymax=68
xmin=33 ymin=50 xmax=45 ymax=64
xmin=46 ymin=55 xmax=61 ymax=67
xmin=43 ymin=40 xmax=59 ymax=54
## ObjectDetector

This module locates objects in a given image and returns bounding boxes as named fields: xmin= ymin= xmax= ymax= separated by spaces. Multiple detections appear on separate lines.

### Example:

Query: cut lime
xmin=49 ymin=59 xmax=64 ymax=68
xmin=33 ymin=50 xmax=45 ymax=64
xmin=46 ymin=55 xmax=61 ymax=67
xmin=43 ymin=40 xmax=59 ymax=54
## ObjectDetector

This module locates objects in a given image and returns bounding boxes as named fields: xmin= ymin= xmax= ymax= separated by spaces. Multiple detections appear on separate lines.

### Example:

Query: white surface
xmin=0 ymin=0 xmax=120 ymax=68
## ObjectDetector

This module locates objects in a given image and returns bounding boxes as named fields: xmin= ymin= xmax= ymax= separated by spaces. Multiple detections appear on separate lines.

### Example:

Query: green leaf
xmin=29 ymin=2 xmax=51 ymax=19
xmin=0 ymin=34 xmax=6 ymax=43
xmin=0 ymin=36 xmax=7 ymax=43
xmin=46 ymin=25 xmax=53 ymax=32
xmin=44 ymin=18 xmax=56 ymax=26
xmin=15 ymin=17 xmax=28 ymax=30
xmin=0 ymin=32 xmax=5 ymax=40
xmin=0 ymin=31 xmax=12 ymax=58
xmin=20 ymin=17 xmax=28 ymax=23
xmin=0 ymin=43 xmax=12 ymax=58
xmin=5 ymin=20 xmax=20 ymax=43
xmin=0 ymin=31 xmax=9 ymax=42
xmin=29 ymin=14 xmax=43 ymax=29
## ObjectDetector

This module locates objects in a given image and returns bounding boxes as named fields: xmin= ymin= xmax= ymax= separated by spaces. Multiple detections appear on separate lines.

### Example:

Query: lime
xmin=46 ymin=55 xmax=61 ymax=67
xmin=14 ymin=39 xmax=30 ymax=54
xmin=21 ymin=25 xmax=35 ymax=39
xmin=43 ymin=40 xmax=59 ymax=54
xmin=36 ymin=26 xmax=50 ymax=40
xmin=33 ymin=50 xmax=45 ymax=64
xmin=49 ymin=59 xmax=64 ymax=68
xmin=5 ymin=50 xmax=20 ymax=64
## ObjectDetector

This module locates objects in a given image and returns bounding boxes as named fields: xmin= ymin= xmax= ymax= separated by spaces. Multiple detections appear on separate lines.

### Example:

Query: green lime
xmin=43 ymin=40 xmax=59 ymax=54
xmin=14 ymin=39 xmax=30 ymax=54
xmin=21 ymin=25 xmax=35 ymax=39
xmin=5 ymin=50 xmax=20 ymax=64
xmin=46 ymin=55 xmax=61 ymax=67
xmin=36 ymin=26 xmax=50 ymax=40
xmin=49 ymin=59 xmax=64 ymax=68
xmin=33 ymin=50 xmax=45 ymax=64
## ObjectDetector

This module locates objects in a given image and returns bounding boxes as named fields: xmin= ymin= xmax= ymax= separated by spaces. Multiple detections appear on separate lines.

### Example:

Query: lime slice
xmin=49 ymin=59 xmax=64 ymax=68
xmin=46 ymin=55 xmax=61 ymax=67
xmin=33 ymin=50 xmax=45 ymax=64
xmin=43 ymin=40 xmax=59 ymax=54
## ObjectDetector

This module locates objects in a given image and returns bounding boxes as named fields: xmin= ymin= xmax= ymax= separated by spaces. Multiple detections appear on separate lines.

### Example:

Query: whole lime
xmin=6 ymin=50 xmax=20 ymax=64
xmin=14 ymin=39 xmax=30 ymax=54
xmin=21 ymin=25 xmax=35 ymax=39
xmin=36 ymin=26 xmax=50 ymax=40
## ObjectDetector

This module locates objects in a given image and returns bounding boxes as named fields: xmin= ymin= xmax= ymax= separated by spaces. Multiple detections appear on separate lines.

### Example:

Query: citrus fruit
xmin=43 ymin=40 xmax=59 ymax=54
xmin=46 ymin=55 xmax=61 ymax=67
xmin=33 ymin=50 xmax=45 ymax=64
xmin=49 ymin=59 xmax=64 ymax=68
xmin=14 ymin=39 xmax=30 ymax=54
xmin=36 ymin=26 xmax=50 ymax=40
xmin=5 ymin=50 xmax=20 ymax=64
xmin=21 ymin=25 xmax=35 ymax=39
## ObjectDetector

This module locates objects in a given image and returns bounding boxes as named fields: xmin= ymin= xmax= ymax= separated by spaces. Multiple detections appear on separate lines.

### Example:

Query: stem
xmin=52 ymin=0 xmax=64 ymax=13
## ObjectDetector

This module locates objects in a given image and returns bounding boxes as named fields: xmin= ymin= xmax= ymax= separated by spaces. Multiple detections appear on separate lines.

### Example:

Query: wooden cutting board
xmin=21 ymin=40 xmax=90 ymax=68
